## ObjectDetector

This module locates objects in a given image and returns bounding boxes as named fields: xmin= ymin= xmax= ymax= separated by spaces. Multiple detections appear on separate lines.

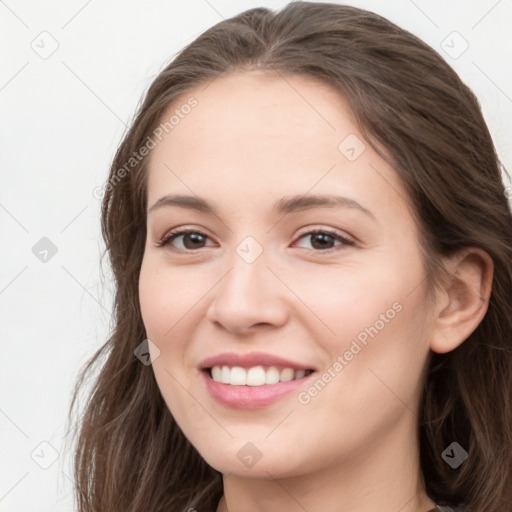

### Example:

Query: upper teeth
xmin=210 ymin=365 xmax=309 ymax=386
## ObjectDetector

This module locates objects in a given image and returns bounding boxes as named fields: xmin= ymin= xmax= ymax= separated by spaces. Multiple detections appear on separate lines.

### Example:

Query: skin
xmin=138 ymin=71 xmax=493 ymax=512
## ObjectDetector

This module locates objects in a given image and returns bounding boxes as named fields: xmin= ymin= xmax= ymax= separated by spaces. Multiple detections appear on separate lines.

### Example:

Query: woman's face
xmin=139 ymin=71 xmax=435 ymax=478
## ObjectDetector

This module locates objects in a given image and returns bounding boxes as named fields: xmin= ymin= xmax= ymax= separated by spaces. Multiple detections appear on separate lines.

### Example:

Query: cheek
xmin=139 ymin=273 xmax=169 ymax=340
xmin=138 ymin=256 xmax=207 ymax=339
xmin=279 ymin=258 xmax=410 ymax=344
xmin=313 ymin=280 xmax=432 ymax=423
xmin=139 ymin=259 xmax=205 ymax=428
xmin=301 ymin=254 xmax=431 ymax=388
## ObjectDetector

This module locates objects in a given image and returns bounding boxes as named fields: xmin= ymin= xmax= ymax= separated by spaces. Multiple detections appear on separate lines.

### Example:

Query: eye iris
xmin=183 ymin=233 xmax=206 ymax=249
xmin=311 ymin=233 xmax=334 ymax=250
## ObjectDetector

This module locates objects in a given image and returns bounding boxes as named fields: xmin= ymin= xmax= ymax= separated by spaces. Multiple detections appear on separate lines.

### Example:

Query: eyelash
xmin=155 ymin=227 xmax=356 ymax=253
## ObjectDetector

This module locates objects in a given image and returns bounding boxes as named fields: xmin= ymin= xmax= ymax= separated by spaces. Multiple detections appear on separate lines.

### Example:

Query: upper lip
xmin=199 ymin=352 xmax=315 ymax=371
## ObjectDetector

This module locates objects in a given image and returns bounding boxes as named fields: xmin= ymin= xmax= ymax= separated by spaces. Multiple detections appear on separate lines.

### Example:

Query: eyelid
xmin=293 ymin=225 xmax=356 ymax=245
xmin=155 ymin=227 xmax=215 ymax=249
xmin=156 ymin=224 xmax=356 ymax=253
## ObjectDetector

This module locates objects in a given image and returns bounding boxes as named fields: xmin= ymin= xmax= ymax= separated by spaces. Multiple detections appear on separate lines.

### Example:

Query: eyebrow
xmin=148 ymin=193 xmax=376 ymax=220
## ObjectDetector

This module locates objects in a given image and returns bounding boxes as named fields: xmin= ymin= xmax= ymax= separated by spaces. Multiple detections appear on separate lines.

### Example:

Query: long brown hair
xmin=67 ymin=2 xmax=512 ymax=511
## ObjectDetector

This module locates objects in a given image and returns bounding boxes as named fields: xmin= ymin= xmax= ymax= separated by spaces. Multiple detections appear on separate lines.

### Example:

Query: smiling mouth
xmin=204 ymin=365 xmax=315 ymax=386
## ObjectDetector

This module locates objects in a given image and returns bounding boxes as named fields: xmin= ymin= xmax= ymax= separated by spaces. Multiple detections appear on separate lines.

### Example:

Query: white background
xmin=1 ymin=1 xmax=511 ymax=510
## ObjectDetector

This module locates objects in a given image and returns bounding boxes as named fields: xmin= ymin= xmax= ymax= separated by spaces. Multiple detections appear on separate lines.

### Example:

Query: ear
xmin=430 ymin=247 xmax=494 ymax=354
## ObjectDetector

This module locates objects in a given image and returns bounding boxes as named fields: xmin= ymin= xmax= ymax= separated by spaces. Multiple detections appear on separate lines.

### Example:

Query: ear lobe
xmin=430 ymin=248 xmax=494 ymax=354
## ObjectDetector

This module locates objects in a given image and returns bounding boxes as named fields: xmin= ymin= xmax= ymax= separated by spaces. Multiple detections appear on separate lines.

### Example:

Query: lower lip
xmin=202 ymin=370 xmax=314 ymax=409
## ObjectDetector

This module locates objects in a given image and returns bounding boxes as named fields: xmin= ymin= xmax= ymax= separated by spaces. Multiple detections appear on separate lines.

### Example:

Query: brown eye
xmin=179 ymin=232 xmax=208 ymax=249
xmin=309 ymin=232 xmax=336 ymax=250
xmin=294 ymin=229 xmax=355 ymax=252
xmin=157 ymin=230 xmax=213 ymax=250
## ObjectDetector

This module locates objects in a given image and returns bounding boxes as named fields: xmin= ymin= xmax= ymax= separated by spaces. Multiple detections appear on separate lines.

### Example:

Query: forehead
xmin=145 ymin=70 xmax=410 ymax=221
xmin=159 ymin=70 xmax=356 ymax=153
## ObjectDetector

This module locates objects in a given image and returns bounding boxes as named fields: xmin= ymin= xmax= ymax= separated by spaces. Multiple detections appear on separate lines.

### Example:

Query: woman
xmin=68 ymin=2 xmax=512 ymax=511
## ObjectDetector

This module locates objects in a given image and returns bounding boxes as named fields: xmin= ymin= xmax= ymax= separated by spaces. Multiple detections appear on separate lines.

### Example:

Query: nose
xmin=205 ymin=249 xmax=289 ymax=335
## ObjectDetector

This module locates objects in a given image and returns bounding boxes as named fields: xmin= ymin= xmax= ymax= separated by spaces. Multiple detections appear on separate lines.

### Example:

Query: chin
xmin=193 ymin=437 xmax=310 ymax=479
